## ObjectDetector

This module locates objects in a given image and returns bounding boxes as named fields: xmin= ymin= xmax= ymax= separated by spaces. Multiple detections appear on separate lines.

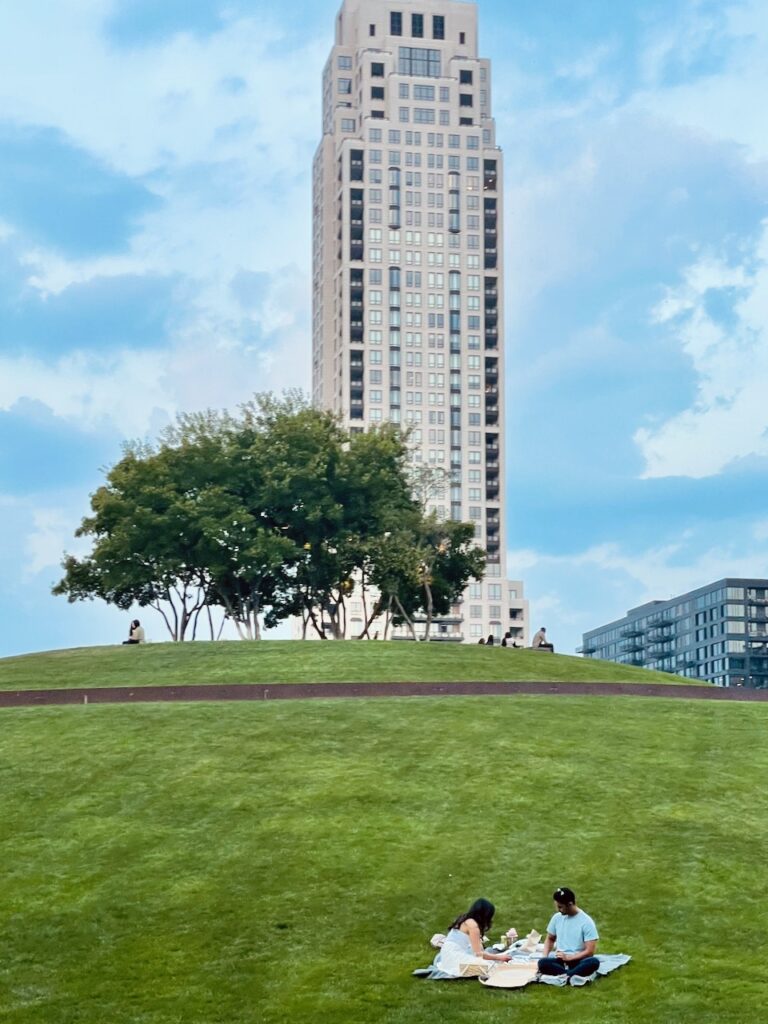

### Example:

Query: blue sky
xmin=1 ymin=0 xmax=767 ymax=658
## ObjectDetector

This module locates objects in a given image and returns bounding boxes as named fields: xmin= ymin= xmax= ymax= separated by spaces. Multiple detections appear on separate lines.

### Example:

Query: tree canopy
xmin=54 ymin=393 xmax=486 ymax=640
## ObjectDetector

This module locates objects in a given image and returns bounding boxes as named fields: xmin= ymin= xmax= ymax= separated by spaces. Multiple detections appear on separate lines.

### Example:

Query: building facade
xmin=580 ymin=579 xmax=768 ymax=688
xmin=312 ymin=0 xmax=528 ymax=642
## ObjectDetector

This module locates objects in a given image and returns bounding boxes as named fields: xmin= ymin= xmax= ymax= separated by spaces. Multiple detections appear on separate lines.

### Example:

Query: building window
xmin=370 ymin=23 xmax=376 ymax=36
xmin=371 ymin=86 xmax=385 ymax=99
xmin=414 ymin=107 xmax=435 ymax=123
xmin=338 ymin=55 xmax=352 ymax=69
xmin=371 ymin=110 xmax=384 ymax=119
xmin=414 ymin=84 xmax=435 ymax=100
xmin=459 ymin=31 xmax=466 ymax=44
xmin=341 ymin=119 xmax=355 ymax=132
xmin=460 ymin=69 xmax=473 ymax=85
xmin=371 ymin=62 xmax=385 ymax=77
xmin=399 ymin=82 xmax=410 ymax=99
xmin=399 ymin=107 xmax=410 ymax=122
xmin=338 ymin=78 xmax=352 ymax=93
xmin=460 ymin=93 xmax=473 ymax=107
xmin=412 ymin=13 xmax=424 ymax=37
xmin=398 ymin=46 xmax=441 ymax=77
xmin=433 ymin=15 xmax=445 ymax=39
xmin=391 ymin=11 xmax=402 ymax=35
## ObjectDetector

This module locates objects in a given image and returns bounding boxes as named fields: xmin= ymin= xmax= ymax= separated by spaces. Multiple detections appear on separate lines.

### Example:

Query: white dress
xmin=432 ymin=928 xmax=487 ymax=978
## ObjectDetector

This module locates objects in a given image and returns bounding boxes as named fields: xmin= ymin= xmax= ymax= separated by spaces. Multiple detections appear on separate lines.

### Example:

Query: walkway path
xmin=2 ymin=680 xmax=768 ymax=707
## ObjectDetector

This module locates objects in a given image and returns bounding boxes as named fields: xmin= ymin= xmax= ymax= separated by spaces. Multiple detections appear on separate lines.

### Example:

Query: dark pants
xmin=122 ymin=639 xmax=140 ymax=645
xmin=538 ymin=955 xmax=600 ymax=979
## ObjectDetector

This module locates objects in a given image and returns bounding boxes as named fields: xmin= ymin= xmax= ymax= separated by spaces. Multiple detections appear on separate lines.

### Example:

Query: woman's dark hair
xmin=449 ymin=898 xmax=495 ymax=935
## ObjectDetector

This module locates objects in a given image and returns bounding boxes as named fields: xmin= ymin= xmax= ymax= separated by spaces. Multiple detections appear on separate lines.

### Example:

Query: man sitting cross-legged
xmin=537 ymin=886 xmax=599 ymax=982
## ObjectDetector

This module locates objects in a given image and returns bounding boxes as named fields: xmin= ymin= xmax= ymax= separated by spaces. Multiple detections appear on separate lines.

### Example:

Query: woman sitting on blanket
xmin=432 ymin=899 xmax=512 ymax=977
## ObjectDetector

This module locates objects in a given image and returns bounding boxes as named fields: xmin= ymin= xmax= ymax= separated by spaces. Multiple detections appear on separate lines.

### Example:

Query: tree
xmin=54 ymin=391 xmax=486 ymax=642
xmin=54 ymin=441 xmax=219 ymax=641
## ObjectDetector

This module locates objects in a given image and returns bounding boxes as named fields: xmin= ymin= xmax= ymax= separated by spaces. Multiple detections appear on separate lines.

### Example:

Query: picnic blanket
xmin=414 ymin=946 xmax=631 ymax=987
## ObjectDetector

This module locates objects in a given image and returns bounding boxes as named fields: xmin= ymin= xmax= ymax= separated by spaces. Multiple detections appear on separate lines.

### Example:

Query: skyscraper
xmin=312 ymin=0 xmax=528 ymax=643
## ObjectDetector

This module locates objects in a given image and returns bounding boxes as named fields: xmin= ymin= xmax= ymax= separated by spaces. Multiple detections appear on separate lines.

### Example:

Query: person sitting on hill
xmin=486 ymin=633 xmax=495 ymax=646
xmin=531 ymin=627 xmax=554 ymax=652
xmin=122 ymin=619 xmax=145 ymax=645
xmin=537 ymin=887 xmax=599 ymax=982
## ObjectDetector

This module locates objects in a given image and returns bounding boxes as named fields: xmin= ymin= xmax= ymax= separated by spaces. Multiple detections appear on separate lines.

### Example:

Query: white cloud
xmin=1 ymin=2 xmax=319 ymax=424
xmin=635 ymin=220 xmax=768 ymax=478
xmin=24 ymin=507 xmax=88 ymax=576
xmin=0 ymin=257 xmax=310 ymax=438
xmin=511 ymin=538 xmax=752 ymax=603
xmin=0 ymin=302 xmax=310 ymax=439
xmin=635 ymin=0 xmax=768 ymax=160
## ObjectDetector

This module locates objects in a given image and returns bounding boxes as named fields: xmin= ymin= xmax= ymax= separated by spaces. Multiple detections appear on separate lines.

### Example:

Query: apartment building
xmin=312 ymin=0 xmax=528 ymax=642
xmin=580 ymin=578 xmax=768 ymax=687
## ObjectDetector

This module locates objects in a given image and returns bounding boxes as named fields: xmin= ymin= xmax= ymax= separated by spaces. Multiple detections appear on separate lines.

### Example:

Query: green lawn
xmin=1 ymin=696 xmax=765 ymax=1023
xmin=0 ymin=639 xmax=686 ymax=691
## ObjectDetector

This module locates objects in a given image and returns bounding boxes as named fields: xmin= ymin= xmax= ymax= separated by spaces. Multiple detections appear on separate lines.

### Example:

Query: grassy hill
xmin=2 ymin=695 xmax=765 ymax=1024
xmin=0 ymin=639 xmax=687 ymax=691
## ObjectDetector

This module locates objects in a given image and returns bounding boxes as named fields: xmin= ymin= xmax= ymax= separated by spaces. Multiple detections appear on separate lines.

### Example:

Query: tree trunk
xmin=423 ymin=581 xmax=434 ymax=641
xmin=383 ymin=596 xmax=393 ymax=640
xmin=394 ymin=596 xmax=417 ymax=641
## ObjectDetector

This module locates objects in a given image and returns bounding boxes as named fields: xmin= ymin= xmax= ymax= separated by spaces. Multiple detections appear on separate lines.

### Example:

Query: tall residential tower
xmin=312 ymin=0 xmax=528 ymax=642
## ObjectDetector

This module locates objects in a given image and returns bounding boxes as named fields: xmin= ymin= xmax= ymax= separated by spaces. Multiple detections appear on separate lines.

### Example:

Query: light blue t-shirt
xmin=546 ymin=909 xmax=599 ymax=953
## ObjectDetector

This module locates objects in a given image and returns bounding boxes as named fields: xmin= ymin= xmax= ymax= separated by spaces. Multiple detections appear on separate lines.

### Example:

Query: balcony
xmin=621 ymin=640 xmax=645 ymax=653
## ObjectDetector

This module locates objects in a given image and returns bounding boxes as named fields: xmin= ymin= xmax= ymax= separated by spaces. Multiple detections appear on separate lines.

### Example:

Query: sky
xmin=0 ymin=0 xmax=767 ymax=658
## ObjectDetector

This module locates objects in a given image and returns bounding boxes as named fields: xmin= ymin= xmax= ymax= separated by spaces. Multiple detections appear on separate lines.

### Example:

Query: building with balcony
xmin=312 ymin=0 xmax=528 ymax=642
xmin=579 ymin=578 xmax=768 ymax=687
